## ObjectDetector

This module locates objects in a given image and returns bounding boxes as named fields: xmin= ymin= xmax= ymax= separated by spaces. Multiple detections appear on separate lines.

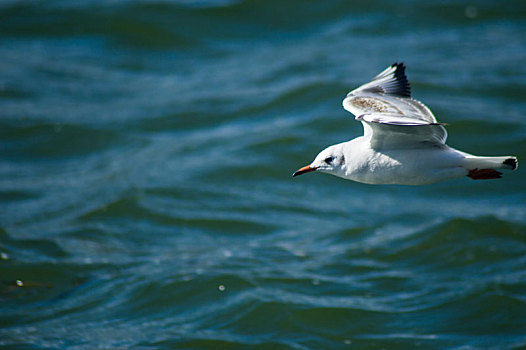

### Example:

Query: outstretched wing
xmin=342 ymin=63 xmax=447 ymax=149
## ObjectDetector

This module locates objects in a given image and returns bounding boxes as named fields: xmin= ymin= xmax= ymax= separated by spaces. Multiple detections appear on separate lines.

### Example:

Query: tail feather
xmin=463 ymin=155 xmax=518 ymax=171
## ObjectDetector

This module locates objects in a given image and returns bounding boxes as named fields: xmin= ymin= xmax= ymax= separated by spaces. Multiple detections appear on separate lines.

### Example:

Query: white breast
xmin=340 ymin=139 xmax=467 ymax=185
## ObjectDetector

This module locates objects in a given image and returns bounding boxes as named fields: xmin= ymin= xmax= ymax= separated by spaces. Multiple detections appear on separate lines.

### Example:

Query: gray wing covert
xmin=342 ymin=63 xmax=447 ymax=149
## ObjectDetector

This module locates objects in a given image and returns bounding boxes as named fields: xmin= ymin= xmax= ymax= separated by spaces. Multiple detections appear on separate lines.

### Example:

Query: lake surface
xmin=1 ymin=0 xmax=526 ymax=349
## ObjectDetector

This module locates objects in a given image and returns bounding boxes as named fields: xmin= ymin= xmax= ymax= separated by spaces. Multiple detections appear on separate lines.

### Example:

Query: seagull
xmin=292 ymin=63 xmax=517 ymax=185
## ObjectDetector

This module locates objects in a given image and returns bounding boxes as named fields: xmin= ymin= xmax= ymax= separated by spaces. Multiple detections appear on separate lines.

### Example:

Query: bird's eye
xmin=324 ymin=156 xmax=334 ymax=164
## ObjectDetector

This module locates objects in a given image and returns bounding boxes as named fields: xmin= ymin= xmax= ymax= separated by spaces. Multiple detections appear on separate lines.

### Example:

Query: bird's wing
xmin=342 ymin=63 xmax=447 ymax=149
xmin=356 ymin=113 xmax=447 ymax=149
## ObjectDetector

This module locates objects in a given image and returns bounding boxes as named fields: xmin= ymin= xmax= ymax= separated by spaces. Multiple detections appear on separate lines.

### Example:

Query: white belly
xmin=342 ymin=147 xmax=468 ymax=185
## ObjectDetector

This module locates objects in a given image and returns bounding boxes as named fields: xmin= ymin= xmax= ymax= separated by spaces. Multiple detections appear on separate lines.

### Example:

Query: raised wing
xmin=342 ymin=63 xmax=447 ymax=149
xmin=349 ymin=62 xmax=411 ymax=98
xmin=357 ymin=113 xmax=447 ymax=149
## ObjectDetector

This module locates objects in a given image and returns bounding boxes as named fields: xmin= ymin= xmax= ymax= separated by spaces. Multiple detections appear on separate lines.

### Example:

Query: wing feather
xmin=358 ymin=113 xmax=447 ymax=149
xmin=342 ymin=63 xmax=447 ymax=149
xmin=350 ymin=62 xmax=411 ymax=98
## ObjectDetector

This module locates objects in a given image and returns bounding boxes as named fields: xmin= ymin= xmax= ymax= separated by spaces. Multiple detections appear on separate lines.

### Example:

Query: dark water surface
xmin=1 ymin=0 xmax=526 ymax=349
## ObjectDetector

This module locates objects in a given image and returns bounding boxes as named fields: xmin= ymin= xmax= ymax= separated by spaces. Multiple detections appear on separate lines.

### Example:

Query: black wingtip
xmin=389 ymin=62 xmax=411 ymax=98
xmin=503 ymin=157 xmax=518 ymax=170
xmin=356 ymin=62 xmax=412 ymax=99
xmin=365 ymin=62 xmax=411 ymax=98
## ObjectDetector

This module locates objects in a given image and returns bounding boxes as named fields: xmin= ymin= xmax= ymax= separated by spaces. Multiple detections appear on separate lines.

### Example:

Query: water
xmin=1 ymin=0 xmax=526 ymax=349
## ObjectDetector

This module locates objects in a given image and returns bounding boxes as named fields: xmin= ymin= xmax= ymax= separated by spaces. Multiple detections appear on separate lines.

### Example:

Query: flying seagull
xmin=293 ymin=63 xmax=517 ymax=185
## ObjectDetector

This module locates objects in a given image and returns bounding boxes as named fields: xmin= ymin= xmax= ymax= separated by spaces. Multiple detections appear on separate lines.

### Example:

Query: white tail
xmin=463 ymin=155 xmax=518 ymax=170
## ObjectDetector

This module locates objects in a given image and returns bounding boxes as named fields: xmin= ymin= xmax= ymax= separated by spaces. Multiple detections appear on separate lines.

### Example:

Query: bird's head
xmin=292 ymin=144 xmax=346 ymax=178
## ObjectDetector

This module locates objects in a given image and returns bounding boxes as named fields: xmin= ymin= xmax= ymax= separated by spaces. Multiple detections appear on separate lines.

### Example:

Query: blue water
xmin=1 ymin=1 xmax=526 ymax=349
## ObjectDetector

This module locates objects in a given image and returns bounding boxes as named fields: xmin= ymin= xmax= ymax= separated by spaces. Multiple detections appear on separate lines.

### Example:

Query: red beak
xmin=292 ymin=165 xmax=317 ymax=177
